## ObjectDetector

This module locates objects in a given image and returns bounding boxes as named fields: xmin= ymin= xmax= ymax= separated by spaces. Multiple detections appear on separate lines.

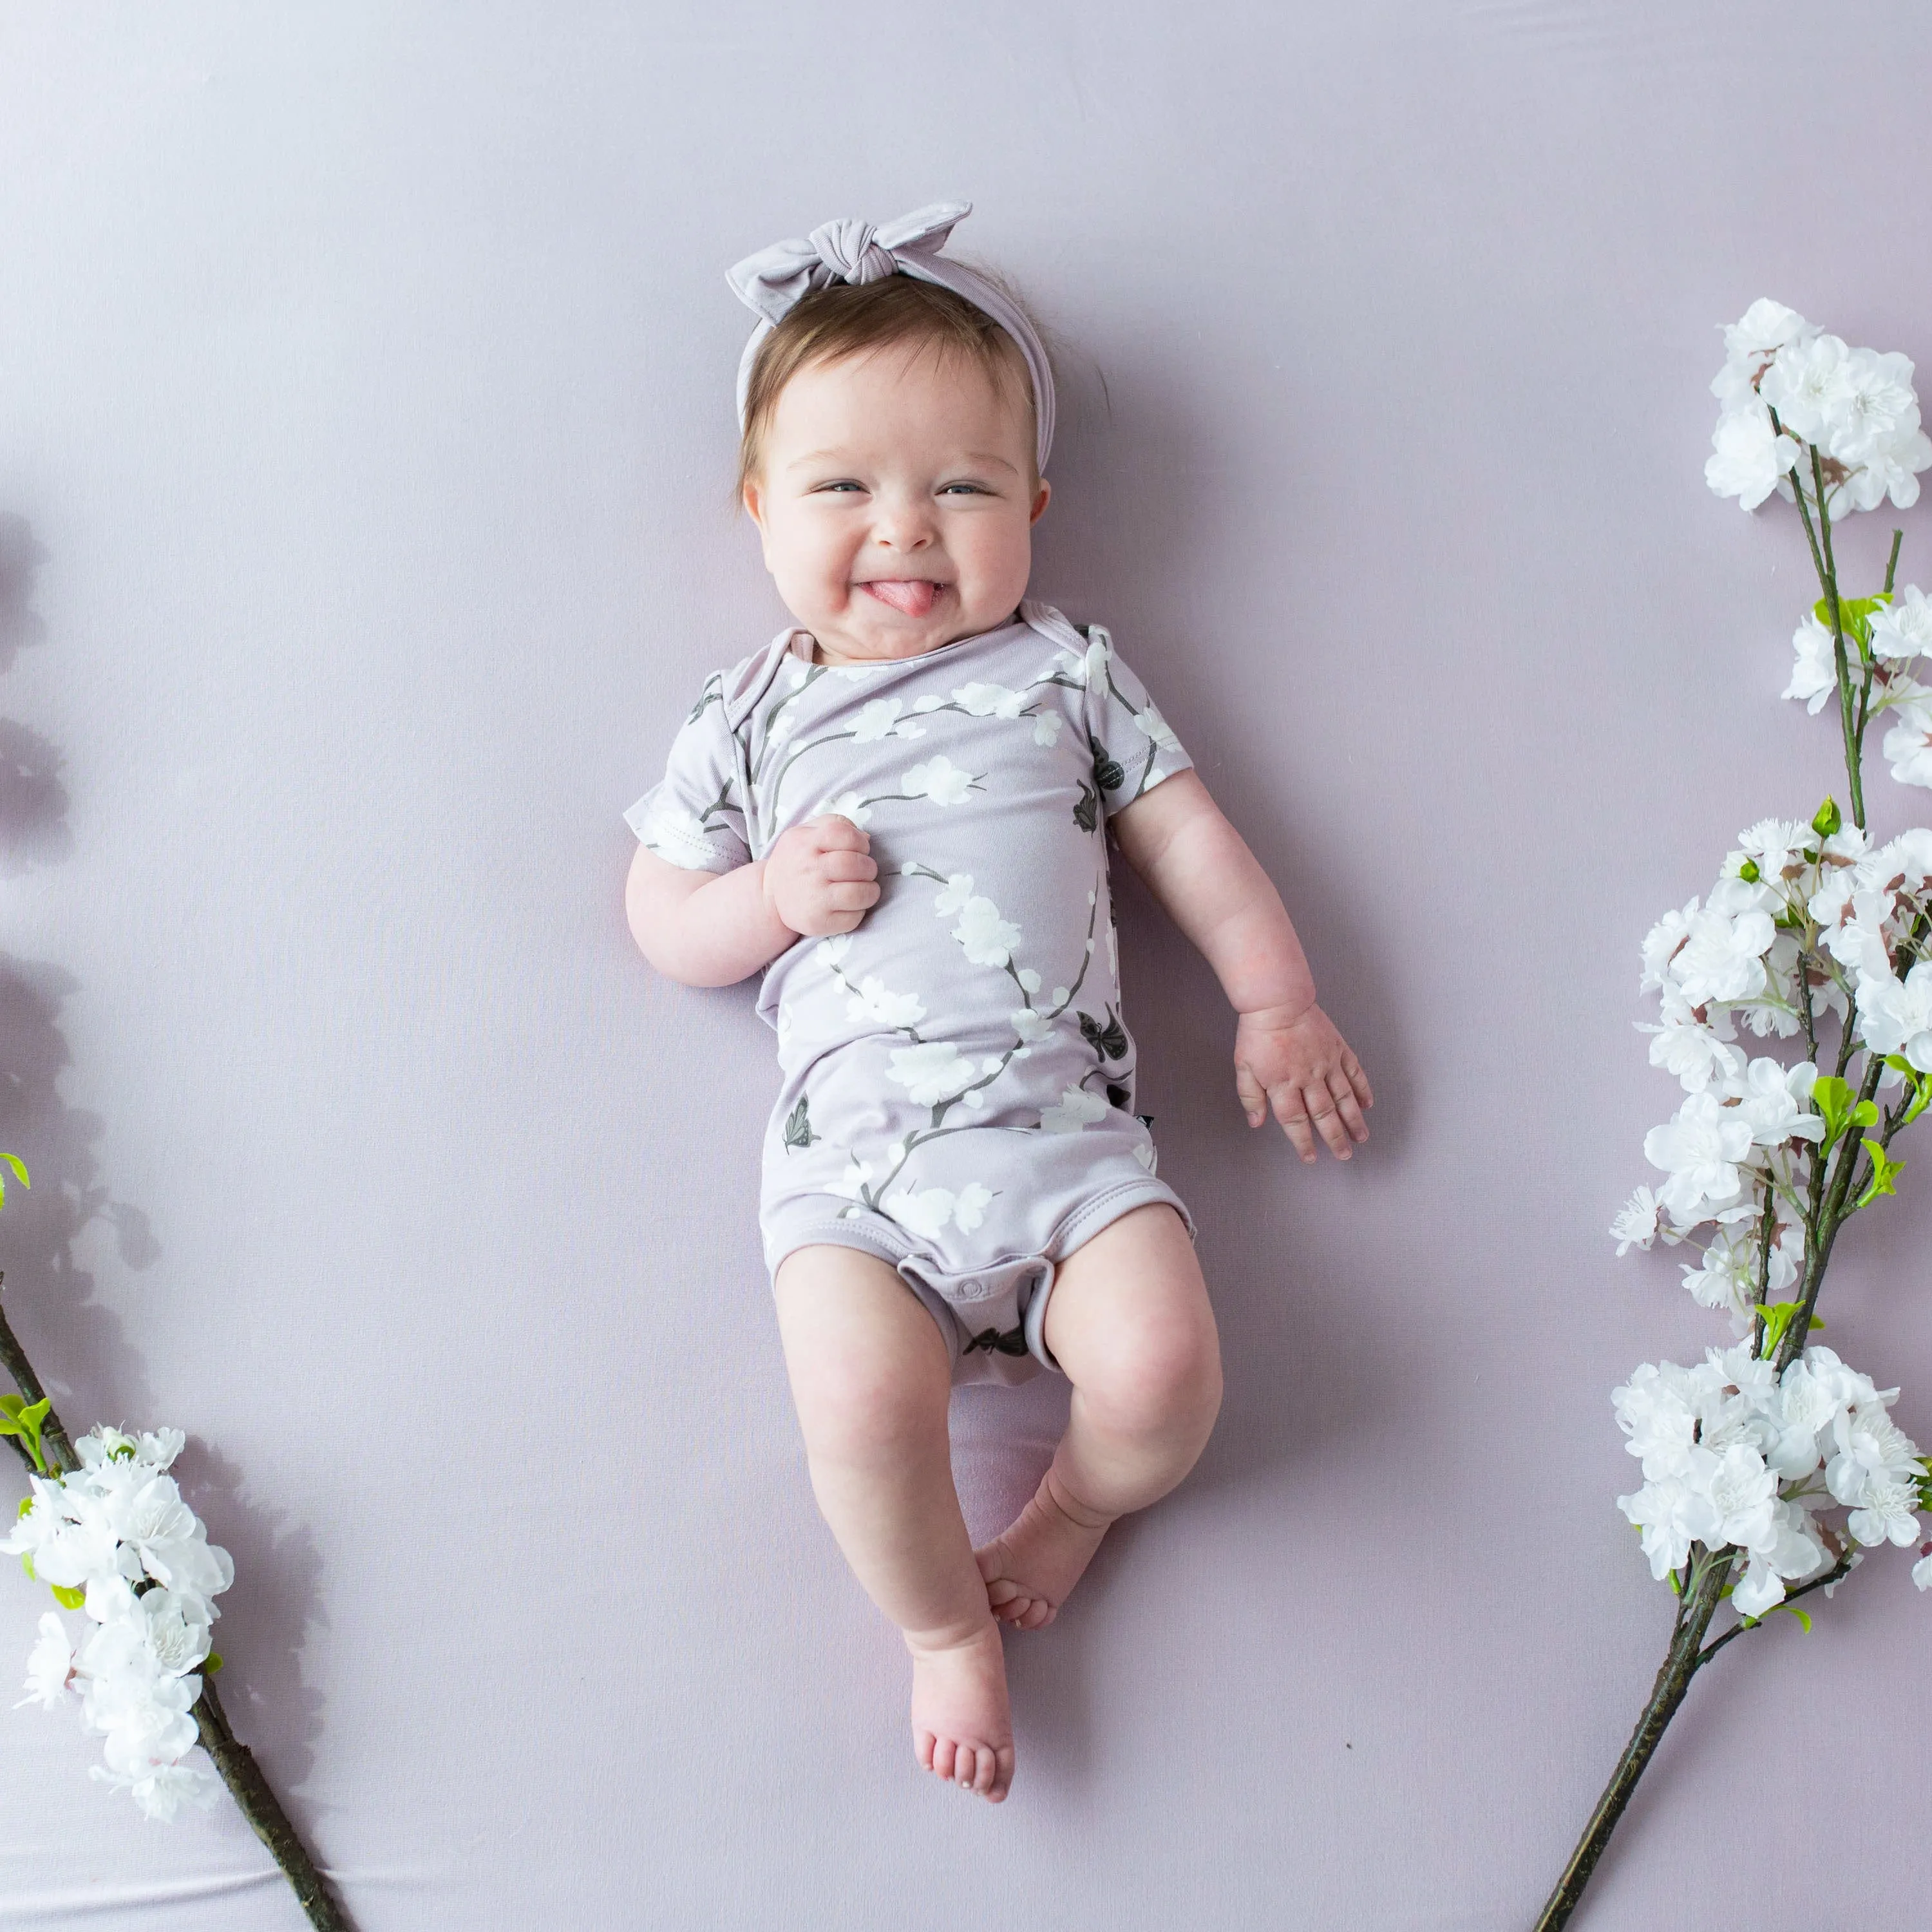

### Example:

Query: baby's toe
xmin=989 ymin=1748 xmax=1014 ymax=1802
xmin=914 ymin=1727 xmax=937 ymax=1774
xmin=930 ymin=1734 xmax=957 ymax=1782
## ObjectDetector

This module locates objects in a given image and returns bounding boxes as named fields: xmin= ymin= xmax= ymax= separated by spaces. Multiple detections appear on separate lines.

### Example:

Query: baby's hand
xmin=1234 ymin=1003 xmax=1372 ymax=1164
xmin=762 ymin=815 xmax=880 ymax=937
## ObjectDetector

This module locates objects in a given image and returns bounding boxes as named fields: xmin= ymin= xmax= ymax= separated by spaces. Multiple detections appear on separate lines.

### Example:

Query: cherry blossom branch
xmin=0 ymin=1274 xmax=354 ymax=1930
xmin=1532 ymin=1553 xmax=1735 ymax=1931
xmin=1806 ymin=446 xmax=1866 ymax=828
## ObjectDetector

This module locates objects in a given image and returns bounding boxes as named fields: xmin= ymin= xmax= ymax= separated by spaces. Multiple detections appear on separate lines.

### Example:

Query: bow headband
xmin=726 ymin=200 xmax=1055 ymax=475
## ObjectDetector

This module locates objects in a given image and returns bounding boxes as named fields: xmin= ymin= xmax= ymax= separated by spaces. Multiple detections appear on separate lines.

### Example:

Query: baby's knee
xmin=1080 ymin=1311 xmax=1222 ymax=1437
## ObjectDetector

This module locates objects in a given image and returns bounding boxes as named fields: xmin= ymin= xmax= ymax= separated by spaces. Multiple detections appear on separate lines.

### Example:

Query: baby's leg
xmin=976 ymin=1204 xmax=1222 ymax=1630
xmin=773 ymin=1244 xmax=1014 ymax=1802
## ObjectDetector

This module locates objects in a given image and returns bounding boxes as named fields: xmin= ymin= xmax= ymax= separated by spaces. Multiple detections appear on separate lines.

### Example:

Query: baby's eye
xmin=938 ymin=482 xmax=990 ymax=496
xmin=811 ymin=480 xmax=867 ymax=495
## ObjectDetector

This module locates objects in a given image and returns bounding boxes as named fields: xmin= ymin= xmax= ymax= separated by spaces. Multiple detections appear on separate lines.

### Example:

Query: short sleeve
xmin=1082 ymin=627 xmax=1193 ymax=819
xmin=623 ymin=672 xmax=752 ymax=873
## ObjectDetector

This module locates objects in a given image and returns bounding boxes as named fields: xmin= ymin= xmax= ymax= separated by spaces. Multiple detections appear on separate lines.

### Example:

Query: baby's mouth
xmin=858 ymin=579 xmax=947 ymax=618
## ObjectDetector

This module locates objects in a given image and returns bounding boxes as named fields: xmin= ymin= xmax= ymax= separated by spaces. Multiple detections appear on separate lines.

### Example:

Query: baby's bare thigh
xmin=773 ymin=1244 xmax=952 ymax=1430
xmin=1043 ymin=1205 xmax=1218 ymax=1389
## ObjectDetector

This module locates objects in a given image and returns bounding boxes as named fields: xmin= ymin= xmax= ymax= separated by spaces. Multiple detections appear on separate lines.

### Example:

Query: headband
xmin=726 ymin=200 xmax=1055 ymax=475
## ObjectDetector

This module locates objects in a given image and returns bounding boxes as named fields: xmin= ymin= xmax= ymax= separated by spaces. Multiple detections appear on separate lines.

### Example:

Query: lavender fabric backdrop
xmin=1 ymin=5 xmax=1928 ymax=1926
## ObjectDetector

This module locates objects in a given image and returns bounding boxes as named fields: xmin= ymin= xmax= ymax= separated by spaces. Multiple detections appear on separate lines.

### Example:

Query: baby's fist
xmin=762 ymin=815 xmax=880 ymax=937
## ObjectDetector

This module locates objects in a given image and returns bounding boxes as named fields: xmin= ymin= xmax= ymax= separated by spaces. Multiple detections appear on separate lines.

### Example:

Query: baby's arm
xmin=625 ymin=816 xmax=879 ymax=987
xmin=1110 ymin=771 xmax=1372 ymax=1162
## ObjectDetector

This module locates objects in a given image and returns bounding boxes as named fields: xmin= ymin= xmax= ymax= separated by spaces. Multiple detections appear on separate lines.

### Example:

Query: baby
xmin=625 ymin=204 xmax=1371 ymax=1803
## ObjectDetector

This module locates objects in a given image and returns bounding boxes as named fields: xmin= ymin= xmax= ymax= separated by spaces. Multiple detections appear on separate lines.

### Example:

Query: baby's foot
xmin=908 ymin=1620 xmax=1014 ymax=1802
xmin=974 ymin=1475 xmax=1112 ymax=1631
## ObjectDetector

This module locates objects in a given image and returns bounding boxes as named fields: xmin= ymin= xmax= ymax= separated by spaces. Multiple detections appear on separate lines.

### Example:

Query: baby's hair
xmin=736 ymin=270 xmax=1047 ymax=498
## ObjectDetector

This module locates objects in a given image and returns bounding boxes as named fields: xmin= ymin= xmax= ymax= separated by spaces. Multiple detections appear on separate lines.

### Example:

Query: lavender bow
xmin=726 ymin=201 xmax=1056 ymax=474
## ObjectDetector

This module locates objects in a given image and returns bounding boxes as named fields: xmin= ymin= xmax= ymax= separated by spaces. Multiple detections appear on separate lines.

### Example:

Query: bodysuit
xmin=627 ymin=599 xmax=1194 ymax=1385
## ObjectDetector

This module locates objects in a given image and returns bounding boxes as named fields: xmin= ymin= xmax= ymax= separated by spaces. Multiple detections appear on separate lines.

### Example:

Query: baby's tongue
xmin=864 ymin=578 xmax=938 ymax=618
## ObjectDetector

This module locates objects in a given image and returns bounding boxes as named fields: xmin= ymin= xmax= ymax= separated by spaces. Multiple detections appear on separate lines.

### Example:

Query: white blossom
xmin=18 ymin=1614 xmax=74 ymax=1710
xmin=1710 ymin=300 xmax=1815 ymax=412
xmin=952 ymin=1182 xmax=992 ymax=1233
xmin=1842 ymin=426 xmax=1932 ymax=511
xmin=1856 ymin=960 xmax=1932 ymax=1070
xmin=10 ymin=1426 xmax=233 ymax=1819
xmin=900 ymin=756 xmax=977 ymax=805
xmin=1054 ymin=638 xmax=1112 ymax=694
xmin=1639 ymin=899 xmax=1697 ymax=992
xmin=884 ymin=1042 xmax=981 ymax=1108
xmin=1032 ymin=712 xmax=1063 ymax=747
xmin=1638 ymin=996 xmax=1742 ymax=1094
xmin=852 ymin=698 xmax=905 ymax=742
xmin=1728 ymin=1056 xmax=1823 ymax=1148
xmin=1706 ymin=402 xmax=1800 ymax=509
xmin=94 ymin=1755 xmax=218 ymax=1823
xmin=884 ymin=1186 xmax=957 ymax=1241
xmin=1869 ymin=585 xmax=1932 ymax=663
xmin=1781 ymin=615 xmax=1838 ymax=714
xmin=844 ymin=976 xmax=924 ymax=1030
xmin=1823 ymin=346 xmax=1923 ymax=468
xmin=951 ymin=681 xmax=1026 ymax=717
xmin=951 ymin=895 xmax=1022 ymax=968
xmin=1882 ymin=696 xmax=1932 ymax=790
xmin=1132 ymin=705 xmax=1180 ymax=754
xmin=1670 ymin=903 xmax=1776 ymax=1007
xmin=1643 ymin=1092 xmax=1754 ymax=1223
xmin=817 ymin=791 xmax=873 ymax=828
xmin=1678 ymin=1236 xmax=1751 ymax=1316
xmin=931 ymin=872 xmax=976 ymax=917
xmin=1759 ymin=334 xmax=1859 ymax=448
xmin=1846 ymin=1476 xmax=1922 ymax=1549
xmin=1609 ymin=1186 xmax=1664 ymax=1255
xmin=1039 ymin=1084 xmax=1110 ymax=1133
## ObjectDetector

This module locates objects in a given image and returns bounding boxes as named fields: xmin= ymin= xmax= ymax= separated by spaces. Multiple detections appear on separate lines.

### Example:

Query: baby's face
xmin=743 ymin=342 xmax=1049 ymax=665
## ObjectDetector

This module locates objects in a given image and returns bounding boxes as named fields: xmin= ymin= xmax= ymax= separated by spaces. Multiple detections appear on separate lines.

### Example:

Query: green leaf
xmin=1775 ymin=1602 xmax=1814 ymax=1634
xmin=1814 ymin=593 xmax=1889 ymax=649
xmin=1812 ymin=796 xmax=1843 ymax=838
xmin=1758 ymin=1301 xmax=1807 ymax=1357
xmin=49 ymin=1583 xmax=84 ymax=1610
xmin=1888 ymin=1056 xmax=1932 ymax=1127
xmin=0 ymin=1152 xmax=28 ymax=1189
xmin=0 ymin=1395 xmax=50 ymax=1474
xmin=17 ymin=1495 xmax=33 ymax=1520
xmin=1812 ymin=1075 xmax=1854 ymax=1150
xmin=204 ymin=1651 xmax=223 ymax=1674
xmin=19 ymin=1552 xmax=35 ymax=1582
xmin=1855 ymin=1138 xmax=1904 ymax=1208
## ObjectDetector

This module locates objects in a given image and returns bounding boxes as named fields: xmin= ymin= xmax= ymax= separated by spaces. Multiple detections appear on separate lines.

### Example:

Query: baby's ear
xmin=1028 ymin=478 xmax=1052 ymax=526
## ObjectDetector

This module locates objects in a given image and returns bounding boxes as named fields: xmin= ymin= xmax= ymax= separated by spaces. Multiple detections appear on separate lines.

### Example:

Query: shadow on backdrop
xmin=0 ymin=512 xmax=331 ymax=1803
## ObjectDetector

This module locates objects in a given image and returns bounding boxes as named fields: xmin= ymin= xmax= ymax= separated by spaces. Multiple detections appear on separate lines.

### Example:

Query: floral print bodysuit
xmin=627 ymin=599 xmax=1193 ymax=1384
